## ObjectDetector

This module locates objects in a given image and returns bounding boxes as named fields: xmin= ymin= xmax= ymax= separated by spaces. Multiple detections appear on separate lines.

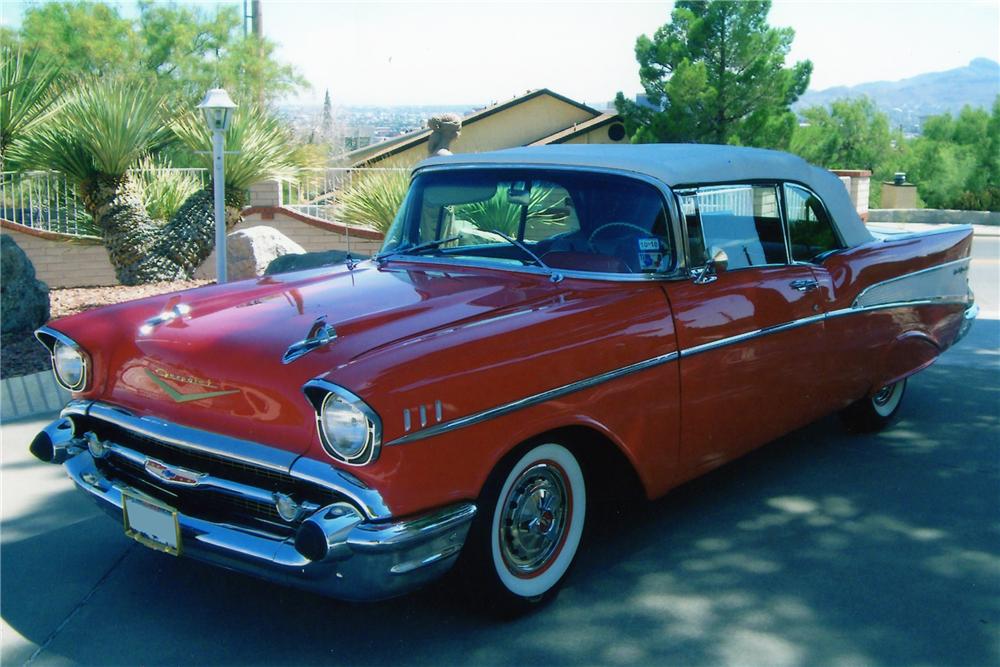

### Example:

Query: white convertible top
xmin=418 ymin=144 xmax=874 ymax=247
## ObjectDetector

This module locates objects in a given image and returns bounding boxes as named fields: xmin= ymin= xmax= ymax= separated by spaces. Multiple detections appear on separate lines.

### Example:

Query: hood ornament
xmin=139 ymin=302 xmax=191 ymax=336
xmin=283 ymin=316 xmax=337 ymax=364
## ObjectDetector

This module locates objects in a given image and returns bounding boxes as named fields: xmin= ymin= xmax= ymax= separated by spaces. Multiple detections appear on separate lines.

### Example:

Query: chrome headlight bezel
xmin=303 ymin=380 xmax=382 ymax=466
xmin=35 ymin=327 xmax=90 ymax=392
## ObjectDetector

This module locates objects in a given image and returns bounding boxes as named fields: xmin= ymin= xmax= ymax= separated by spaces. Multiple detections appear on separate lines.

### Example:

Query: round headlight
xmin=53 ymin=340 xmax=86 ymax=390
xmin=320 ymin=392 xmax=373 ymax=462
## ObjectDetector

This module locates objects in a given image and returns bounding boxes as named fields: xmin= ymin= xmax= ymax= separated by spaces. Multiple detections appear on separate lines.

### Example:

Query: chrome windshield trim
xmin=398 ymin=162 xmax=684 ymax=281
xmin=377 ymin=254 xmax=676 ymax=283
xmin=386 ymin=350 xmax=679 ymax=447
xmin=61 ymin=401 xmax=392 ymax=520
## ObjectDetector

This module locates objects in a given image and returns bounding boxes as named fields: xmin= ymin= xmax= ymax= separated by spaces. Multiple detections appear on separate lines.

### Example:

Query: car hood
xmin=53 ymin=261 xmax=555 ymax=455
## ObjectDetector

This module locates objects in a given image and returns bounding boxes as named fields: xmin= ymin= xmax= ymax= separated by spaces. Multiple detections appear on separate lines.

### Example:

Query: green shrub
xmin=338 ymin=169 xmax=409 ymax=233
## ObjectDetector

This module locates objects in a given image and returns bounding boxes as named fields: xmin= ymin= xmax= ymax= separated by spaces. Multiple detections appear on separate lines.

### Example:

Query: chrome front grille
xmin=72 ymin=414 xmax=337 ymax=537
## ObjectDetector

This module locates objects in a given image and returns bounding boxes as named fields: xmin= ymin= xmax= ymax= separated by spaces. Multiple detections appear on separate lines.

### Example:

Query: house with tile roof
xmin=349 ymin=89 xmax=628 ymax=167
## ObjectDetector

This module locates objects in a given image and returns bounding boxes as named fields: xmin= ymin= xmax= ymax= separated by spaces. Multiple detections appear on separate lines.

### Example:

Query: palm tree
xmin=0 ymin=45 xmax=62 ymax=170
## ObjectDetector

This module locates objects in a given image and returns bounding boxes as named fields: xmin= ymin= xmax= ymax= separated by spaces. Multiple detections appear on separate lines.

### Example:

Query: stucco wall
xmin=1 ymin=222 xmax=116 ymax=288
xmin=376 ymin=95 xmax=597 ymax=168
xmin=3 ymin=208 xmax=384 ymax=287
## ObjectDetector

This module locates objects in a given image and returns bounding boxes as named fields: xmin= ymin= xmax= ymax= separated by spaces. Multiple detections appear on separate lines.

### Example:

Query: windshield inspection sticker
xmin=637 ymin=238 xmax=663 ymax=271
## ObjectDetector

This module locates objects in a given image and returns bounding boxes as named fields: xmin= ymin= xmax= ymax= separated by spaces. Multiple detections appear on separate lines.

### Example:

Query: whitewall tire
xmin=840 ymin=377 xmax=908 ymax=432
xmin=459 ymin=441 xmax=586 ymax=613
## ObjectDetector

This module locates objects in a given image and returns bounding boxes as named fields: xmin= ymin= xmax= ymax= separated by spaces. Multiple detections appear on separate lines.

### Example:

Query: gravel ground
xmin=2 ymin=280 xmax=210 ymax=379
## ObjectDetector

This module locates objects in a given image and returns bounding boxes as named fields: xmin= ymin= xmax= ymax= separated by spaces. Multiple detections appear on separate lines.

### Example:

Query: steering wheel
xmin=587 ymin=222 xmax=651 ymax=252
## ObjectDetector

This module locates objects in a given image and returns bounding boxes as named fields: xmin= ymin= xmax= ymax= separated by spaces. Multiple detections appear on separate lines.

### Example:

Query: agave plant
xmin=131 ymin=156 xmax=203 ymax=222
xmin=337 ymin=169 xmax=410 ymax=233
xmin=0 ymin=45 xmax=63 ymax=170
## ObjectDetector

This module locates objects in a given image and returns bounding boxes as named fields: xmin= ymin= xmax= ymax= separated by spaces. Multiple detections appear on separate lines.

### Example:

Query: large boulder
xmin=1 ymin=234 xmax=50 ymax=334
xmin=264 ymin=249 xmax=369 ymax=276
xmin=223 ymin=226 xmax=306 ymax=281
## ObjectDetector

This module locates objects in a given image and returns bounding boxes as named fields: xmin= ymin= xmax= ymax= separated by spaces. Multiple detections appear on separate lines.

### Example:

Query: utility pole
xmin=252 ymin=0 xmax=264 ymax=106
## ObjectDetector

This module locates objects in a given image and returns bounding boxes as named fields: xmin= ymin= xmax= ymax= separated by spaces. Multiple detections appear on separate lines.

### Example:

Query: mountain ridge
xmin=794 ymin=58 xmax=999 ymax=131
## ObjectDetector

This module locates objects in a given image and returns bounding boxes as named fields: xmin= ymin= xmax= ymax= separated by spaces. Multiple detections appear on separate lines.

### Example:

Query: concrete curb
xmin=1 ymin=370 xmax=69 ymax=422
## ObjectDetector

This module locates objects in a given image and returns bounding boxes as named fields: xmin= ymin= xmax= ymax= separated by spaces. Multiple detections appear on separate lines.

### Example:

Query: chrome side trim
xmin=867 ymin=223 xmax=973 ymax=241
xmin=61 ymin=400 xmax=392 ymax=520
xmin=826 ymin=297 xmax=972 ymax=320
xmin=385 ymin=350 xmax=679 ymax=446
xmin=679 ymin=312 xmax=827 ymax=359
xmin=852 ymin=258 xmax=971 ymax=309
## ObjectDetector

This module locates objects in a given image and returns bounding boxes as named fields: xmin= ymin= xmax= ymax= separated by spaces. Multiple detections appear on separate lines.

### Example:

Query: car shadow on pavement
xmin=3 ymin=361 xmax=998 ymax=666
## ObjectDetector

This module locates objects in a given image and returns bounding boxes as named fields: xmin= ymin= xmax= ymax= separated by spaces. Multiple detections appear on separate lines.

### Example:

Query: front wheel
xmin=458 ymin=442 xmax=586 ymax=615
xmin=839 ymin=378 xmax=907 ymax=433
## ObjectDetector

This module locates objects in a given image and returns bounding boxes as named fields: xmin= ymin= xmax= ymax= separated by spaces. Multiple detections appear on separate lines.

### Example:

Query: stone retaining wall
xmin=868 ymin=209 xmax=1000 ymax=225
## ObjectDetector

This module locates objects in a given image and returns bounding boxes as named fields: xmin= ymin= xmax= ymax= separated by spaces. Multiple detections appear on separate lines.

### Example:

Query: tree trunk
xmin=80 ymin=178 xmax=245 ymax=286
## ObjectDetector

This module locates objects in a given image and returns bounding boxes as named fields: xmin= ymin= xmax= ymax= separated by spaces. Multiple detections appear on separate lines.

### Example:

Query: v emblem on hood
xmin=145 ymin=370 xmax=239 ymax=403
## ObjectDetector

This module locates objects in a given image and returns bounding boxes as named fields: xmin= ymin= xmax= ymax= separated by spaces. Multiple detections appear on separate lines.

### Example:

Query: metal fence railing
xmin=282 ymin=167 xmax=408 ymax=223
xmin=1 ymin=168 xmax=211 ymax=237
xmin=1 ymin=170 xmax=91 ymax=236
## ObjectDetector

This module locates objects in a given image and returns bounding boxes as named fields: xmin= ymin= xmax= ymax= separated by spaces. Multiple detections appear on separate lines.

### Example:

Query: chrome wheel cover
xmin=498 ymin=463 xmax=570 ymax=576
xmin=872 ymin=380 xmax=904 ymax=417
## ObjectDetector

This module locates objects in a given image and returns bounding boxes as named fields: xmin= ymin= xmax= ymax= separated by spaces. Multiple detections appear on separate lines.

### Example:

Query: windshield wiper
xmin=375 ymin=235 xmax=461 ymax=265
xmin=486 ymin=229 xmax=563 ymax=284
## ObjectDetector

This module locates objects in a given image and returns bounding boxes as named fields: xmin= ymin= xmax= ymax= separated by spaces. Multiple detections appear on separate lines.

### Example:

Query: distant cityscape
xmin=279 ymin=103 xmax=478 ymax=159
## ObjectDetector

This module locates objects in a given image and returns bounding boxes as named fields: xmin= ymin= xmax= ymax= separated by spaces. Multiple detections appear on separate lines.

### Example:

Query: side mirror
xmin=709 ymin=246 xmax=728 ymax=273
xmin=692 ymin=246 xmax=729 ymax=285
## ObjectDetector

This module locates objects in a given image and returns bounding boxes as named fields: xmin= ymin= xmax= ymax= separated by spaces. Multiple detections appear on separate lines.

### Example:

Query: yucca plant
xmin=131 ymin=156 xmax=202 ymax=222
xmin=455 ymin=186 xmax=567 ymax=237
xmin=9 ymin=77 xmax=179 ymax=283
xmin=0 ymin=45 xmax=63 ymax=170
xmin=337 ymin=169 xmax=410 ymax=233
xmin=159 ymin=104 xmax=299 ymax=277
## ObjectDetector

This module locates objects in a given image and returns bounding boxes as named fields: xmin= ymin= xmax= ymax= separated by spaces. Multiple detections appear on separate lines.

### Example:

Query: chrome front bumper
xmin=37 ymin=407 xmax=476 ymax=602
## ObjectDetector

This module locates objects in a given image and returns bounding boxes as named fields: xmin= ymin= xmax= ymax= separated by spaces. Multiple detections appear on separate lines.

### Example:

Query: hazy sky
xmin=3 ymin=1 xmax=999 ymax=106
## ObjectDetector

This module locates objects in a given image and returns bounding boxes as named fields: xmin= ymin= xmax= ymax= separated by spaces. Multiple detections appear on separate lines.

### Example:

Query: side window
xmin=680 ymin=184 xmax=787 ymax=270
xmin=784 ymin=184 xmax=843 ymax=262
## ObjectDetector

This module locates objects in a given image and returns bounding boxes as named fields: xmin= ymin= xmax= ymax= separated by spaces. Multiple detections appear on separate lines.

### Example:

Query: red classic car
xmin=31 ymin=145 xmax=977 ymax=612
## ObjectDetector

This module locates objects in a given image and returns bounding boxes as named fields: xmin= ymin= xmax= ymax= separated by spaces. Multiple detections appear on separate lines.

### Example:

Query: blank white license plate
xmin=122 ymin=489 xmax=181 ymax=556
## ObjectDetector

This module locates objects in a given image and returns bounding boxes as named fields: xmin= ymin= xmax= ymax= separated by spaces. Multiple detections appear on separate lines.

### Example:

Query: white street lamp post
xmin=197 ymin=88 xmax=237 ymax=283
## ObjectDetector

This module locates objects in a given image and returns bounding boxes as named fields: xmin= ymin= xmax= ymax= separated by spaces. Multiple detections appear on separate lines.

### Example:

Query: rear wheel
xmin=839 ymin=378 xmax=907 ymax=432
xmin=458 ymin=442 xmax=586 ymax=615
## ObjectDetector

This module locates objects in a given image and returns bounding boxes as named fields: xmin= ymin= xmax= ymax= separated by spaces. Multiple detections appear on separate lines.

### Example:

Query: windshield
xmin=381 ymin=169 xmax=674 ymax=275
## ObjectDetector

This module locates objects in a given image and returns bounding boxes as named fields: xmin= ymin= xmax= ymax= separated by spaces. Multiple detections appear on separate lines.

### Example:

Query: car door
xmin=664 ymin=184 xmax=829 ymax=476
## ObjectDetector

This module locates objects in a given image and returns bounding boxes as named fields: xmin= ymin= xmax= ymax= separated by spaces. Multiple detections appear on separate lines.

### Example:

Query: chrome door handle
xmin=790 ymin=279 xmax=819 ymax=292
